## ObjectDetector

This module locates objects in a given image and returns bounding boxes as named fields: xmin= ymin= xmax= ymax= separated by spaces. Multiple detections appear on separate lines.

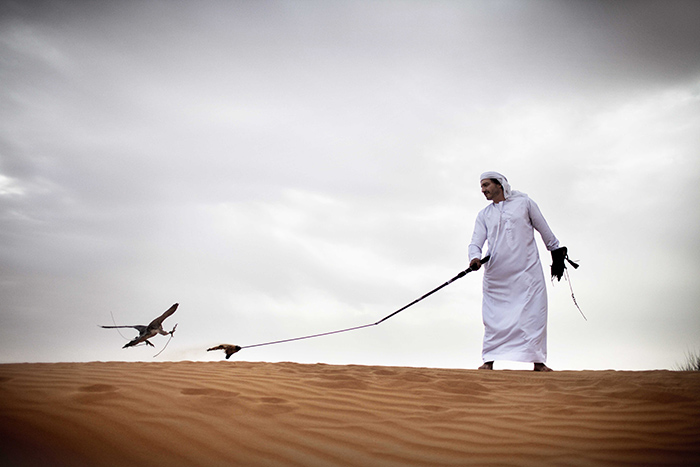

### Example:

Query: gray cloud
xmin=1 ymin=0 xmax=699 ymax=369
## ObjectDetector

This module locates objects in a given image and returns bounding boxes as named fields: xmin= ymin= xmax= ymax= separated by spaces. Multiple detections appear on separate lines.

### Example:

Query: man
xmin=468 ymin=171 xmax=562 ymax=372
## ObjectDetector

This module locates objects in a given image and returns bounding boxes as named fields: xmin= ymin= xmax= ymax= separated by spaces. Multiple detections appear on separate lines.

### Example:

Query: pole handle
xmin=465 ymin=254 xmax=490 ymax=274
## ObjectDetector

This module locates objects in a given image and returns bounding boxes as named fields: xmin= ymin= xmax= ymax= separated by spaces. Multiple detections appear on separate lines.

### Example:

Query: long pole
xmin=239 ymin=256 xmax=490 ymax=351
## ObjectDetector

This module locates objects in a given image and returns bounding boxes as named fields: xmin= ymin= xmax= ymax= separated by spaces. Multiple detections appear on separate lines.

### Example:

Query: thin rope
xmin=241 ymin=323 xmax=377 ymax=349
xmin=153 ymin=324 xmax=178 ymax=358
xmin=110 ymin=311 xmax=129 ymax=340
xmin=564 ymin=268 xmax=587 ymax=321
xmin=153 ymin=333 xmax=174 ymax=358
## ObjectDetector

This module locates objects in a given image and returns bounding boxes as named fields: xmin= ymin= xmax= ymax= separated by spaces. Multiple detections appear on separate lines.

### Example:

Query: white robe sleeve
xmin=468 ymin=211 xmax=487 ymax=261
xmin=527 ymin=198 xmax=560 ymax=251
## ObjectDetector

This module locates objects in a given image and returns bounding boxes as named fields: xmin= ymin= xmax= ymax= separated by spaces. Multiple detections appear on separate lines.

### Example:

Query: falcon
xmin=102 ymin=303 xmax=178 ymax=348
xmin=207 ymin=344 xmax=242 ymax=359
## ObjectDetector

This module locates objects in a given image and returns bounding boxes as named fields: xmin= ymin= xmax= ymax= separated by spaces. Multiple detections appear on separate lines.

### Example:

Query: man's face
xmin=480 ymin=179 xmax=503 ymax=201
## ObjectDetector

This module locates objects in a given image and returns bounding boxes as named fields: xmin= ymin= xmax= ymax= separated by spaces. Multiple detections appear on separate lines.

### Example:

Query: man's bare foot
xmin=478 ymin=361 xmax=494 ymax=370
xmin=534 ymin=363 xmax=553 ymax=372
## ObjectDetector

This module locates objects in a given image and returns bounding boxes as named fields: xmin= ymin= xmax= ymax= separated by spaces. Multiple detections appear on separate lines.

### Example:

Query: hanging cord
xmin=562 ymin=252 xmax=586 ymax=320
xmin=551 ymin=247 xmax=586 ymax=321
xmin=153 ymin=324 xmax=178 ymax=358
xmin=239 ymin=256 xmax=490 ymax=351
xmin=564 ymin=268 xmax=587 ymax=321
xmin=110 ymin=311 xmax=129 ymax=340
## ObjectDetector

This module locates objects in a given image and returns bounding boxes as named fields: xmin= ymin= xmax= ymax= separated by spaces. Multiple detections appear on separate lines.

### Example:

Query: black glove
xmin=551 ymin=247 xmax=579 ymax=281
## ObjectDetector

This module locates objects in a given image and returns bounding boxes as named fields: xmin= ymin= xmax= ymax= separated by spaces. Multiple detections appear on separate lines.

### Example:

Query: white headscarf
xmin=480 ymin=171 xmax=514 ymax=199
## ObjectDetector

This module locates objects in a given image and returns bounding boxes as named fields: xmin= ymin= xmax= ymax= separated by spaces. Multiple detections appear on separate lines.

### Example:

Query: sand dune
xmin=1 ymin=362 xmax=699 ymax=466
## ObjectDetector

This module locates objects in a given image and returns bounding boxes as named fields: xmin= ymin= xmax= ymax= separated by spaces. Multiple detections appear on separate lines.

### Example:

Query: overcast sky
xmin=1 ymin=0 xmax=699 ymax=370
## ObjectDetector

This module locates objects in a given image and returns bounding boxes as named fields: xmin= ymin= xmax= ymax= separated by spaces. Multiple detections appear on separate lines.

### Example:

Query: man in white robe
xmin=468 ymin=171 xmax=560 ymax=372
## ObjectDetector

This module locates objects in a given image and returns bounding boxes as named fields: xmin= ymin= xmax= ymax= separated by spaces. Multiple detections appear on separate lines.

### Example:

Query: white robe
xmin=468 ymin=192 xmax=559 ymax=363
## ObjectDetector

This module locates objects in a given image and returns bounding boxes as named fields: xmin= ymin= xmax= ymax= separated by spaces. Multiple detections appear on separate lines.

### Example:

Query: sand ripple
xmin=1 ymin=362 xmax=700 ymax=466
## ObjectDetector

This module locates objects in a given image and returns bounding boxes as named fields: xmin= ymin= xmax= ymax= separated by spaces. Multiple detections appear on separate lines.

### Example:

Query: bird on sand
xmin=102 ymin=303 xmax=178 ymax=348
xmin=207 ymin=344 xmax=242 ymax=359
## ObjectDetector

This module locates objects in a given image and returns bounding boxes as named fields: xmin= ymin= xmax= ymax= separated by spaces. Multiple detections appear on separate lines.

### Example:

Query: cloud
xmin=1 ymin=0 xmax=699 ymax=369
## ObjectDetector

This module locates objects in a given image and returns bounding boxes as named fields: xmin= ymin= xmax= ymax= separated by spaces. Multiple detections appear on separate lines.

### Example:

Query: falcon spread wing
xmin=146 ymin=303 xmax=178 ymax=331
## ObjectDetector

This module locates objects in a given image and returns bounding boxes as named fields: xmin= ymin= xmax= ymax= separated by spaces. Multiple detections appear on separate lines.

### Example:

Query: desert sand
xmin=1 ymin=362 xmax=699 ymax=466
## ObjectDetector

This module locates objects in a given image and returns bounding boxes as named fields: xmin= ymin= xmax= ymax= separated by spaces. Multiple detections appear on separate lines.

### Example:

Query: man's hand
xmin=550 ymin=247 xmax=567 ymax=281
xmin=469 ymin=258 xmax=482 ymax=271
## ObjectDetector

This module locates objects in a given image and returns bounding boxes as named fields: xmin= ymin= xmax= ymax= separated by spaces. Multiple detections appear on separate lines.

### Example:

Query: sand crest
xmin=1 ymin=362 xmax=699 ymax=466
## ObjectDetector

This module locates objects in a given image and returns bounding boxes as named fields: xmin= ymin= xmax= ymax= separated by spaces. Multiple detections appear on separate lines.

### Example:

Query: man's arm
xmin=528 ymin=198 xmax=559 ymax=251
xmin=468 ymin=212 xmax=487 ymax=267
